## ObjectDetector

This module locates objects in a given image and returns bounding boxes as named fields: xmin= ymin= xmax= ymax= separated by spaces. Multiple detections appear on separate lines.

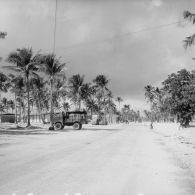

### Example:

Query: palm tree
xmin=8 ymin=74 xmax=25 ymax=124
xmin=183 ymin=11 xmax=195 ymax=49
xmin=80 ymin=83 xmax=94 ymax=107
xmin=106 ymin=91 xmax=116 ymax=123
xmin=6 ymin=48 xmax=39 ymax=127
xmin=116 ymin=96 xmax=123 ymax=111
xmin=39 ymin=54 xmax=66 ymax=129
xmin=52 ymin=78 xmax=67 ymax=111
xmin=85 ymin=98 xmax=98 ymax=118
xmin=68 ymin=74 xmax=85 ymax=110
xmin=0 ymin=72 xmax=9 ymax=122
xmin=93 ymin=75 xmax=109 ymax=124
xmin=82 ymin=84 xmax=98 ymax=118
xmin=122 ymin=104 xmax=130 ymax=122
xmin=30 ymin=77 xmax=47 ymax=124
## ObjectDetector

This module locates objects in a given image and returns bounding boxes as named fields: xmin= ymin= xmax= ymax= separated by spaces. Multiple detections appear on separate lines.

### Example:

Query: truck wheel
xmin=73 ymin=122 xmax=82 ymax=130
xmin=54 ymin=122 xmax=63 ymax=130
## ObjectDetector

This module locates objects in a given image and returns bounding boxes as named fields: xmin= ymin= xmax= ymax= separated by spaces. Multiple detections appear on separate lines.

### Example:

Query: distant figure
xmin=150 ymin=122 xmax=153 ymax=129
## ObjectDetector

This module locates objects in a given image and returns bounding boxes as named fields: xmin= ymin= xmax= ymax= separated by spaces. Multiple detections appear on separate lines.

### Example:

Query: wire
xmin=53 ymin=0 xmax=58 ymax=54
xmin=120 ymin=21 xmax=185 ymax=37
xmin=52 ymin=20 xmax=185 ymax=52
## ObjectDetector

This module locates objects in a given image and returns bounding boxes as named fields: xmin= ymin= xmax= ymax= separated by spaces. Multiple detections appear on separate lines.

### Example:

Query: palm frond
xmin=56 ymin=71 xmax=66 ymax=77
xmin=8 ymin=73 xmax=15 ymax=78
xmin=40 ymin=54 xmax=67 ymax=78
xmin=27 ymin=62 xmax=39 ymax=71
xmin=18 ymin=48 xmax=33 ymax=65
xmin=116 ymin=96 xmax=123 ymax=102
xmin=55 ymin=63 xmax=66 ymax=73
xmin=7 ymin=52 xmax=23 ymax=66
xmin=183 ymin=11 xmax=195 ymax=24
xmin=31 ymin=72 xmax=40 ymax=78
xmin=183 ymin=34 xmax=195 ymax=49
xmin=2 ymin=65 xmax=21 ymax=72
xmin=0 ymin=72 xmax=7 ymax=81
xmin=93 ymin=75 xmax=109 ymax=88
xmin=0 ymin=32 xmax=7 ymax=39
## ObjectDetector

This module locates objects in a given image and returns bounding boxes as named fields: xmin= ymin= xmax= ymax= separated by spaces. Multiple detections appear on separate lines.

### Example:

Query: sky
xmin=0 ymin=0 xmax=195 ymax=110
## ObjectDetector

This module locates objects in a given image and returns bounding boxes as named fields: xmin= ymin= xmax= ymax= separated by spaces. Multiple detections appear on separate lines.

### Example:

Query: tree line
xmin=0 ymin=47 xmax=122 ymax=127
xmin=145 ymin=69 xmax=195 ymax=127
xmin=0 ymin=45 xmax=143 ymax=128
xmin=0 ymin=46 xmax=143 ymax=128
xmin=144 ymin=10 xmax=195 ymax=128
xmin=0 ymin=33 xmax=142 ymax=127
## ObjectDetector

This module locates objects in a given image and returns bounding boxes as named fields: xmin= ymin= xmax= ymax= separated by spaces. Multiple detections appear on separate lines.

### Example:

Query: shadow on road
xmin=52 ymin=127 xmax=121 ymax=132
xmin=0 ymin=125 xmax=122 ymax=135
xmin=82 ymin=128 xmax=121 ymax=131
xmin=0 ymin=130 xmax=54 ymax=135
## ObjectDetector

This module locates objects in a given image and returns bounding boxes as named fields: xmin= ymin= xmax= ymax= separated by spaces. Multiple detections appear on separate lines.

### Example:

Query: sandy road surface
xmin=0 ymin=124 xmax=194 ymax=195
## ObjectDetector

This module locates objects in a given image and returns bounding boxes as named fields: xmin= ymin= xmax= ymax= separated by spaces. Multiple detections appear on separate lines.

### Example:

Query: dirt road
xmin=0 ymin=124 xmax=194 ymax=195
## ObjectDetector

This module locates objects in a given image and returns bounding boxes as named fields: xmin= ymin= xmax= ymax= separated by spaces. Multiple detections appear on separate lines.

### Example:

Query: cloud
xmin=151 ymin=0 xmax=163 ymax=7
xmin=135 ymin=0 xmax=163 ymax=10
xmin=0 ymin=0 xmax=195 ymax=109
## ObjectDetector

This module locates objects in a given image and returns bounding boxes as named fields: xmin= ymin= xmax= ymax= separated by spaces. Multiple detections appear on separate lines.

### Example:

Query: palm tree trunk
xmin=19 ymin=98 xmax=22 ymax=123
xmin=78 ymin=99 xmax=81 ymax=111
xmin=50 ymin=79 xmax=54 ymax=128
xmin=109 ymin=98 xmax=111 ymax=124
xmin=15 ymin=93 xmax=18 ymax=124
xmin=75 ymin=102 xmax=77 ymax=110
xmin=91 ymin=109 xmax=93 ymax=119
xmin=37 ymin=95 xmax=46 ymax=124
xmin=97 ymin=97 xmax=101 ymax=125
xmin=0 ymin=92 xmax=2 ymax=125
xmin=23 ymin=104 xmax=26 ymax=123
xmin=102 ymin=89 xmax=107 ymax=125
xmin=27 ymin=76 xmax=31 ymax=127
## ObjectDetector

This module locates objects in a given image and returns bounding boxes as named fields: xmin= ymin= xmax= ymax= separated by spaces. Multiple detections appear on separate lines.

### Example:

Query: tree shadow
xmin=52 ymin=126 xmax=121 ymax=132
xmin=0 ymin=125 xmax=121 ymax=135
xmin=0 ymin=130 xmax=55 ymax=135
xmin=82 ymin=127 xmax=121 ymax=131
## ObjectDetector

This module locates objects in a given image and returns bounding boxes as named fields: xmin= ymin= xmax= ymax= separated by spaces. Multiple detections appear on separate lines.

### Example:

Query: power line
xmin=120 ymin=20 xmax=185 ymax=37
xmin=52 ymin=20 xmax=185 ymax=52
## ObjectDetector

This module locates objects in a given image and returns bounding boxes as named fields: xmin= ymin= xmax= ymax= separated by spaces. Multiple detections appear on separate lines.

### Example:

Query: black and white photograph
xmin=0 ymin=0 xmax=195 ymax=194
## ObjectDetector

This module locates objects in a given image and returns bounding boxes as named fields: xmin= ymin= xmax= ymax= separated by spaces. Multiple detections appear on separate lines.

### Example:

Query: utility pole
xmin=0 ymin=93 xmax=2 ymax=126
xmin=49 ymin=0 xmax=58 ymax=130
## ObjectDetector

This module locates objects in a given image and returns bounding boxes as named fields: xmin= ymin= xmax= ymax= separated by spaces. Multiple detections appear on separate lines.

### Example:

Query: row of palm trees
xmin=3 ymin=48 xmax=66 ymax=128
xmin=0 ymin=47 xmax=124 ymax=128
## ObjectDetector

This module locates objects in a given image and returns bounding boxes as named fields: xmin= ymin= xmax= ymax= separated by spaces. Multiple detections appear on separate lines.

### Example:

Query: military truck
xmin=52 ymin=111 xmax=87 ymax=130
